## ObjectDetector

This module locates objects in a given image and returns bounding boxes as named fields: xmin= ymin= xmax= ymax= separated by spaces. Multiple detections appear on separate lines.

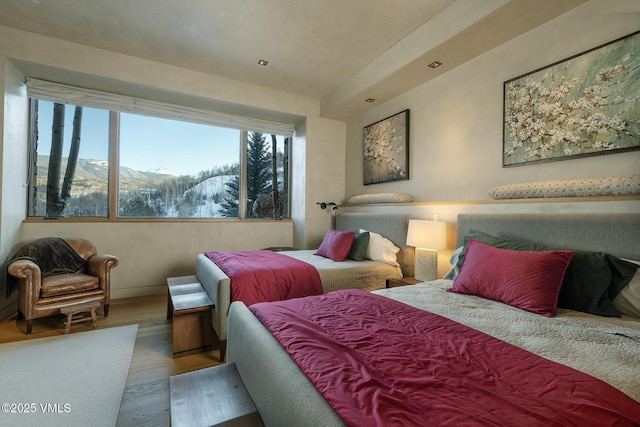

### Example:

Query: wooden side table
xmin=386 ymin=276 xmax=421 ymax=288
xmin=167 ymin=275 xmax=214 ymax=357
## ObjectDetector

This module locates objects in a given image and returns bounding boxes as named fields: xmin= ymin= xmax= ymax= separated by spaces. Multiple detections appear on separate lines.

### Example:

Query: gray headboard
xmin=456 ymin=213 xmax=640 ymax=261
xmin=336 ymin=212 xmax=413 ymax=276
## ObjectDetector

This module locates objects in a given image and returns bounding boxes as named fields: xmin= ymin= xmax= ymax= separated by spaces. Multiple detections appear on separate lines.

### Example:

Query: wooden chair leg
xmin=90 ymin=307 xmax=98 ymax=329
xmin=26 ymin=319 xmax=33 ymax=335
xmin=64 ymin=313 xmax=73 ymax=334
xmin=103 ymin=304 xmax=110 ymax=317
xmin=220 ymin=339 xmax=227 ymax=363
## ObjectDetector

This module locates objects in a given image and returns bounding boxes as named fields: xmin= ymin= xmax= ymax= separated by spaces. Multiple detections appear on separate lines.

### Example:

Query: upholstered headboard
xmin=336 ymin=212 xmax=413 ymax=276
xmin=456 ymin=213 xmax=640 ymax=261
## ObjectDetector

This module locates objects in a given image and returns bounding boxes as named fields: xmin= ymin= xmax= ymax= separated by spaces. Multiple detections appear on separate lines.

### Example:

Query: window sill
xmin=23 ymin=217 xmax=293 ymax=224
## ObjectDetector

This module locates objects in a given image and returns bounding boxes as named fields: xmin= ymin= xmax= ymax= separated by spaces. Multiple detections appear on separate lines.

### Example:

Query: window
xmin=29 ymin=101 xmax=110 ymax=217
xmin=118 ymin=113 xmax=241 ymax=218
xmin=231 ymin=131 xmax=290 ymax=219
xmin=28 ymin=97 xmax=292 ymax=220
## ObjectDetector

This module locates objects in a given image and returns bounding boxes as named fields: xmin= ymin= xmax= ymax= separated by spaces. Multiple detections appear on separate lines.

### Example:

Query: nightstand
xmin=386 ymin=276 xmax=421 ymax=288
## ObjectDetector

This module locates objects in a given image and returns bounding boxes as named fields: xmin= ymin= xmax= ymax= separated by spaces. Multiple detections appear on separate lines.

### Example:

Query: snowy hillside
xmin=166 ymin=174 xmax=236 ymax=217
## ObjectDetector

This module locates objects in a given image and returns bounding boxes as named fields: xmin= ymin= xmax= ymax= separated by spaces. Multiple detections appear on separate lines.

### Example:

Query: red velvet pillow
xmin=451 ymin=239 xmax=574 ymax=317
xmin=315 ymin=229 xmax=355 ymax=262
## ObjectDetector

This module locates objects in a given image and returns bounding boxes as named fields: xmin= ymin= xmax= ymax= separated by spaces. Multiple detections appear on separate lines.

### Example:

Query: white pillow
xmin=359 ymin=229 xmax=400 ymax=266
xmin=613 ymin=260 xmax=640 ymax=318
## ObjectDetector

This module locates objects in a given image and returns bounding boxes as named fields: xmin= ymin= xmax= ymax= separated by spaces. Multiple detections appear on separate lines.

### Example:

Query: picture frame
xmin=363 ymin=109 xmax=409 ymax=185
xmin=503 ymin=30 xmax=640 ymax=167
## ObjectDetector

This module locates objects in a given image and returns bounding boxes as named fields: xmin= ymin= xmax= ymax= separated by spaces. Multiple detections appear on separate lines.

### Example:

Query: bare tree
xmin=46 ymin=103 xmax=83 ymax=217
xmin=271 ymin=134 xmax=279 ymax=217
xmin=46 ymin=103 xmax=65 ymax=216
xmin=62 ymin=107 xmax=82 ymax=200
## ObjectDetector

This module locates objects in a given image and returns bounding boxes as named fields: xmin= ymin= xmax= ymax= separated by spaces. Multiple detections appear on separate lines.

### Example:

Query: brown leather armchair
xmin=7 ymin=237 xmax=118 ymax=334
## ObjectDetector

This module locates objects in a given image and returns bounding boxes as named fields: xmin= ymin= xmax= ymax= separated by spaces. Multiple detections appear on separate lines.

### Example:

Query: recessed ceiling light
xmin=428 ymin=61 xmax=442 ymax=69
xmin=258 ymin=59 xmax=269 ymax=66
xmin=365 ymin=98 xmax=375 ymax=103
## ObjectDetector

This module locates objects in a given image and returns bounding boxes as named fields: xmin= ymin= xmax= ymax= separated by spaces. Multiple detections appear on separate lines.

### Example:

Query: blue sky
xmin=119 ymin=113 xmax=240 ymax=175
xmin=37 ymin=102 xmax=242 ymax=176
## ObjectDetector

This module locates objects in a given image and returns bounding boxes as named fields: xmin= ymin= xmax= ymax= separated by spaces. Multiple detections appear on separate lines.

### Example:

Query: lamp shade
xmin=406 ymin=220 xmax=447 ymax=250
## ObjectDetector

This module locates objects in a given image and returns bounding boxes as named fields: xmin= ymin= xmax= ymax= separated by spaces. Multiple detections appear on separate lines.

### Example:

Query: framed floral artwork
xmin=503 ymin=30 xmax=640 ymax=167
xmin=363 ymin=109 xmax=409 ymax=185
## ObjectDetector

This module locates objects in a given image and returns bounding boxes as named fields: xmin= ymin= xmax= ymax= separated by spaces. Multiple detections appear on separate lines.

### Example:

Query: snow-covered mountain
xmin=37 ymin=156 xmax=178 ymax=180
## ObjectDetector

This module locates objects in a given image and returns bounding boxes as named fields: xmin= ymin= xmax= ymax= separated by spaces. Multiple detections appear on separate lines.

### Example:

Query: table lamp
xmin=406 ymin=219 xmax=447 ymax=281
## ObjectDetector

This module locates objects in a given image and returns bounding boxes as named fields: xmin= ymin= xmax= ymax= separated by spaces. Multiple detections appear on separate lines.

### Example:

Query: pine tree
xmin=246 ymin=132 xmax=272 ymax=217
xmin=219 ymin=132 xmax=273 ymax=218
xmin=219 ymin=175 xmax=239 ymax=217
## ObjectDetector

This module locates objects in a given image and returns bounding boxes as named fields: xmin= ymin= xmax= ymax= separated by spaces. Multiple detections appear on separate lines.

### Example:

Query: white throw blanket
xmin=375 ymin=280 xmax=640 ymax=402
xmin=281 ymin=250 xmax=402 ymax=293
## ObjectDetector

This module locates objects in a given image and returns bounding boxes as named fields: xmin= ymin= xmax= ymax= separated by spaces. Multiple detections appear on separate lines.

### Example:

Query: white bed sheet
xmin=280 ymin=249 xmax=402 ymax=293
xmin=375 ymin=280 xmax=640 ymax=402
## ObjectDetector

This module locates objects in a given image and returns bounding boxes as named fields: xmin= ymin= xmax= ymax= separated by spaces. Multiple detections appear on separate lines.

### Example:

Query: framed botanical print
xmin=363 ymin=109 xmax=409 ymax=184
xmin=503 ymin=30 xmax=640 ymax=167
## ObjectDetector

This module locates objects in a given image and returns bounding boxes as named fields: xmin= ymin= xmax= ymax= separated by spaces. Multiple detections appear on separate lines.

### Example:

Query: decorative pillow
xmin=315 ymin=229 xmax=355 ymax=262
xmin=488 ymin=175 xmax=640 ymax=200
xmin=359 ymin=229 xmax=400 ymax=266
xmin=347 ymin=193 xmax=413 ymax=204
xmin=613 ymin=260 xmax=640 ymax=318
xmin=347 ymin=231 xmax=370 ymax=261
xmin=456 ymin=229 xmax=638 ymax=317
xmin=451 ymin=239 xmax=574 ymax=317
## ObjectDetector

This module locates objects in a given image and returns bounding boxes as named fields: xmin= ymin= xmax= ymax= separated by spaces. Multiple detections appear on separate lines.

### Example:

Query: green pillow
xmin=443 ymin=246 xmax=464 ymax=280
xmin=456 ymin=229 xmax=638 ymax=317
xmin=347 ymin=231 xmax=370 ymax=261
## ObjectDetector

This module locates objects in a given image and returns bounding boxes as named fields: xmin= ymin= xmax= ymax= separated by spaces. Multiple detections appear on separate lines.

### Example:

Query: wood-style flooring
xmin=0 ymin=294 xmax=223 ymax=426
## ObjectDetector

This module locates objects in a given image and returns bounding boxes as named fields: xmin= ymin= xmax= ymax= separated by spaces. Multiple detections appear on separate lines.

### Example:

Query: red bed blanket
xmin=205 ymin=250 xmax=322 ymax=307
xmin=250 ymin=289 xmax=640 ymax=427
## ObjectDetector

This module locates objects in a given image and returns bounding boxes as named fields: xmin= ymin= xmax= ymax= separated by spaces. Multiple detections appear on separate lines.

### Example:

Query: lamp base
xmin=414 ymin=248 xmax=437 ymax=282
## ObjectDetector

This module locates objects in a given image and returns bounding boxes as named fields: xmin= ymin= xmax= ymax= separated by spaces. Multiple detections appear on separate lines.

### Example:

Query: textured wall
xmin=344 ymin=0 xmax=640 ymax=203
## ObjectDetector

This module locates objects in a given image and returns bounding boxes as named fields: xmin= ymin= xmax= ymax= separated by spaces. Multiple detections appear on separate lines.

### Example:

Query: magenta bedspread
xmin=205 ymin=250 xmax=323 ymax=307
xmin=250 ymin=289 xmax=640 ymax=427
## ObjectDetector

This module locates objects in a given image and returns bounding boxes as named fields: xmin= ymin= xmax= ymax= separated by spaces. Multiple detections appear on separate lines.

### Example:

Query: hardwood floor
xmin=0 ymin=294 xmax=223 ymax=426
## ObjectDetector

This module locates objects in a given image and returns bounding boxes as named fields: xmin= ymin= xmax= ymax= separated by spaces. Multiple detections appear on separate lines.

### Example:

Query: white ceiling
xmin=0 ymin=0 xmax=587 ymax=120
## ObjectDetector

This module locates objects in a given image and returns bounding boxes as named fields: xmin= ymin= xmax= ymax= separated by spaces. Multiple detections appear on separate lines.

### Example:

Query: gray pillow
xmin=347 ymin=231 xmax=370 ymax=261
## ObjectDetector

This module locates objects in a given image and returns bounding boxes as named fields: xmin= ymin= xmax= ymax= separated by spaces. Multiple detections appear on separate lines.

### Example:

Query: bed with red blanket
xmin=204 ymin=250 xmax=325 ymax=308
xmin=226 ymin=213 xmax=640 ymax=426
xmin=196 ymin=213 xmax=407 ymax=361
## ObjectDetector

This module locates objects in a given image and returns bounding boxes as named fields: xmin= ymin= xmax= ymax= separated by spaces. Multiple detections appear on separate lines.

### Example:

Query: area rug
xmin=0 ymin=324 xmax=138 ymax=427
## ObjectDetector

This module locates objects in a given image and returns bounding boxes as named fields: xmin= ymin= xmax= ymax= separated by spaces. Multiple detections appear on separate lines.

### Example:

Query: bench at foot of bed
xmin=167 ymin=275 xmax=215 ymax=357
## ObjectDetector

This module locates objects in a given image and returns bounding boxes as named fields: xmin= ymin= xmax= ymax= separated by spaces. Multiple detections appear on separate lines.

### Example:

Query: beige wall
xmin=0 ymin=26 xmax=346 ymax=299
xmin=344 ymin=0 xmax=640 ymax=202
xmin=19 ymin=221 xmax=294 ymax=299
